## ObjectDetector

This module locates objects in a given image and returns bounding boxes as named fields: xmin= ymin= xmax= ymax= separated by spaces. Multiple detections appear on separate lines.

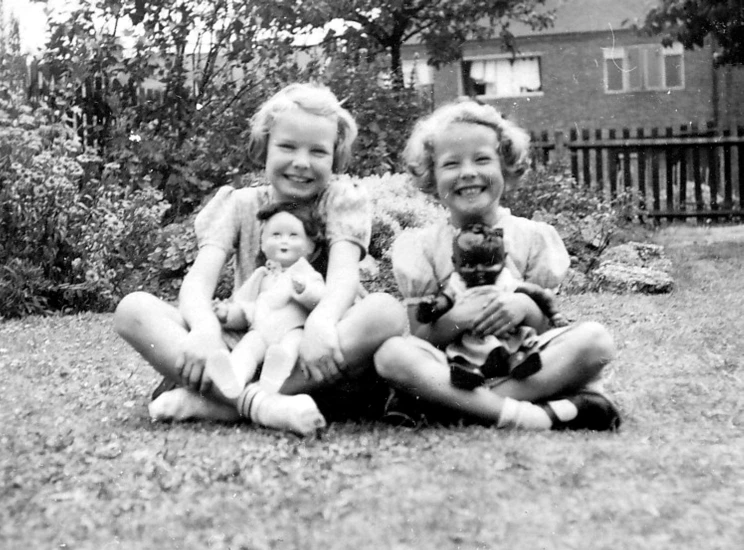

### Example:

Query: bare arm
xmin=307 ymin=241 xmax=360 ymax=325
xmin=176 ymin=245 xmax=228 ymax=392
xmin=299 ymin=241 xmax=360 ymax=381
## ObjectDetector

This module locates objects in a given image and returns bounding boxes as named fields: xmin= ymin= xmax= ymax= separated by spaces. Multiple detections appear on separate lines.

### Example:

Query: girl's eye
xmin=311 ymin=148 xmax=330 ymax=156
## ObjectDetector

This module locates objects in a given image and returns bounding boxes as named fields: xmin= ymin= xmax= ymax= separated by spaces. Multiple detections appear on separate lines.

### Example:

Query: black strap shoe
xmin=540 ymin=390 xmax=622 ymax=431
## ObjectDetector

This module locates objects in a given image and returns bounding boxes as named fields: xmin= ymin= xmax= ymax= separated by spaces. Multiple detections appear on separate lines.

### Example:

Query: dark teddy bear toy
xmin=416 ymin=224 xmax=569 ymax=390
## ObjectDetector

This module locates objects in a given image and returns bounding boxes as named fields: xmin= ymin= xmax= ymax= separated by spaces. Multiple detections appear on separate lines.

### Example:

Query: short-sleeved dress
xmin=195 ymin=176 xmax=372 ymax=290
xmin=392 ymin=206 xmax=572 ymax=372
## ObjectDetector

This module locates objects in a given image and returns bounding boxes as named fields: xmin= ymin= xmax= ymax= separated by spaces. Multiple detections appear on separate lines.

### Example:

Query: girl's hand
xmin=298 ymin=318 xmax=345 ymax=383
xmin=176 ymin=329 xmax=224 ymax=394
xmin=472 ymin=291 xmax=533 ymax=337
xmin=212 ymin=300 xmax=229 ymax=325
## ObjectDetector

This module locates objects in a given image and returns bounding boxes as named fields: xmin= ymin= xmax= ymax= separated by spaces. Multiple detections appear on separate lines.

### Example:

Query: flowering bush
xmin=0 ymin=96 xmax=170 ymax=318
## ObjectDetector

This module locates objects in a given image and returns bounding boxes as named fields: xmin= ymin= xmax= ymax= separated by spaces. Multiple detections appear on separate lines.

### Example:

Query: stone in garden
xmin=598 ymin=241 xmax=672 ymax=272
xmin=590 ymin=241 xmax=674 ymax=294
xmin=559 ymin=267 xmax=590 ymax=294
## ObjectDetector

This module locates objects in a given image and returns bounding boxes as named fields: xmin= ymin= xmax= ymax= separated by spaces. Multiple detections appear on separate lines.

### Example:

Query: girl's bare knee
xmin=573 ymin=321 xmax=615 ymax=374
xmin=583 ymin=321 xmax=615 ymax=360
xmin=113 ymin=291 xmax=154 ymax=338
xmin=374 ymin=336 xmax=410 ymax=381
xmin=359 ymin=292 xmax=407 ymax=337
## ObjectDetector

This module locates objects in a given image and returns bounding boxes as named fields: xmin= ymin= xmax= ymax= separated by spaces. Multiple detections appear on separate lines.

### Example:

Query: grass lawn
xmin=2 ymin=226 xmax=743 ymax=550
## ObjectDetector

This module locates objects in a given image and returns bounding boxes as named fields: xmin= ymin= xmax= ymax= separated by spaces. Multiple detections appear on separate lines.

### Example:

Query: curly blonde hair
xmin=247 ymin=82 xmax=358 ymax=173
xmin=403 ymin=99 xmax=531 ymax=196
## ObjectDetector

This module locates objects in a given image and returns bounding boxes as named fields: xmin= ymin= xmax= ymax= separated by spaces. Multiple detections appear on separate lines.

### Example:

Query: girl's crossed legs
xmin=114 ymin=291 xmax=406 ymax=433
xmin=374 ymin=321 xmax=618 ymax=429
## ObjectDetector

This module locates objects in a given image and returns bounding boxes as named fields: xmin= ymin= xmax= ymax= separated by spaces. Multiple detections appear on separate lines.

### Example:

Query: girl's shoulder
xmin=319 ymin=175 xmax=370 ymax=214
xmin=393 ymin=222 xmax=453 ymax=264
xmin=499 ymin=207 xmax=562 ymax=241
xmin=200 ymin=183 xmax=272 ymax=216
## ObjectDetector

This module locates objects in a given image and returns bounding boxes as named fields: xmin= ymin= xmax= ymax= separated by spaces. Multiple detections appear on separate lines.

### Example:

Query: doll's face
xmin=261 ymin=211 xmax=316 ymax=268
xmin=452 ymin=224 xmax=505 ymax=287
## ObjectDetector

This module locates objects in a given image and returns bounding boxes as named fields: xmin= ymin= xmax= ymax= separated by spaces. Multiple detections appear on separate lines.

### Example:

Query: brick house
xmin=401 ymin=0 xmax=744 ymax=133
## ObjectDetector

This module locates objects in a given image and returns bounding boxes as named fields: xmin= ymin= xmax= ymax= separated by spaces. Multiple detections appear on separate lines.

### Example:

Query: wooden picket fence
xmin=531 ymin=123 xmax=744 ymax=221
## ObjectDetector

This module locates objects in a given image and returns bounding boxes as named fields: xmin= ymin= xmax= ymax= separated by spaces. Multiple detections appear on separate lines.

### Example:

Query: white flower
xmin=129 ymin=133 xmax=141 ymax=143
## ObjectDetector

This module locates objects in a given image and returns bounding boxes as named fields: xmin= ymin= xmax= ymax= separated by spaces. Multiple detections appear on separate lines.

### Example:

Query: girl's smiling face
xmin=265 ymin=109 xmax=337 ymax=202
xmin=432 ymin=122 xmax=504 ymax=227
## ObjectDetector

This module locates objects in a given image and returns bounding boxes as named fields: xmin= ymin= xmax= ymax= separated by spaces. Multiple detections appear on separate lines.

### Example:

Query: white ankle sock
xmin=497 ymin=397 xmax=552 ymax=430
xmin=546 ymin=399 xmax=579 ymax=422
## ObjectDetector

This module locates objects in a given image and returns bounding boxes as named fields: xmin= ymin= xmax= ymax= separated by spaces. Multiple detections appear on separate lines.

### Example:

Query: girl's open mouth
xmin=455 ymin=186 xmax=485 ymax=197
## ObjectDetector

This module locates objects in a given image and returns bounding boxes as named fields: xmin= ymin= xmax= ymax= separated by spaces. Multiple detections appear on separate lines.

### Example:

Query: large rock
xmin=589 ymin=241 xmax=674 ymax=294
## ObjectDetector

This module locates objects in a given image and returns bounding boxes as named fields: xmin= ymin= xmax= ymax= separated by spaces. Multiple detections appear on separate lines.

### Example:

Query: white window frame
xmin=460 ymin=53 xmax=544 ymax=99
xmin=602 ymin=42 xmax=685 ymax=93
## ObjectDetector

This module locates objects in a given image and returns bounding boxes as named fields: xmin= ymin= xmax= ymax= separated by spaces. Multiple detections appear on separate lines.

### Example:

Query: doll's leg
xmin=206 ymin=331 xmax=266 ymax=401
xmin=260 ymin=329 xmax=303 ymax=393
xmin=210 ymin=330 xmax=325 ymax=436
xmin=491 ymin=321 xmax=615 ymax=402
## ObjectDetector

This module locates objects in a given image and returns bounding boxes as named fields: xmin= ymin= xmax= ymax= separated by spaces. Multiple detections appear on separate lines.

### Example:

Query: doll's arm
xmin=415 ymin=291 xmax=455 ymax=324
xmin=291 ymin=270 xmax=325 ymax=309
xmin=415 ymin=274 xmax=462 ymax=324
xmin=213 ymin=300 xmax=250 ymax=330
xmin=514 ymin=282 xmax=569 ymax=327
xmin=287 ymin=257 xmax=325 ymax=309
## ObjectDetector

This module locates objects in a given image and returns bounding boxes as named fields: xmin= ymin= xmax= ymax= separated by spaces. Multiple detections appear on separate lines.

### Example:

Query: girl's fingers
xmin=475 ymin=311 xmax=510 ymax=336
xmin=306 ymin=363 xmax=325 ymax=383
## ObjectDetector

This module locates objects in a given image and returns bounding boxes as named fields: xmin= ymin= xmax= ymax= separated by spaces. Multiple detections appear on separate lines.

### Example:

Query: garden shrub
xmin=0 ymin=94 xmax=171 ymax=318
xmin=503 ymin=161 xmax=629 ymax=273
xmin=322 ymin=55 xmax=433 ymax=177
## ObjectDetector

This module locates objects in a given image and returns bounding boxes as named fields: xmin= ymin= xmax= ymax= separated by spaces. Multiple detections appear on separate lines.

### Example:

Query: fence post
xmin=553 ymin=130 xmax=566 ymax=163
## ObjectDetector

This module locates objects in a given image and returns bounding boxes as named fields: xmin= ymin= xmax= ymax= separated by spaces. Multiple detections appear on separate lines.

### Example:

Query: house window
xmin=461 ymin=55 xmax=542 ymax=98
xmin=603 ymin=43 xmax=684 ymax=93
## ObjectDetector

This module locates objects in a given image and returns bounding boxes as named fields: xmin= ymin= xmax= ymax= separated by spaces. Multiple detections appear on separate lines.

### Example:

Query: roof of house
xmin=511 ymin=0 xmax=658 ymax=36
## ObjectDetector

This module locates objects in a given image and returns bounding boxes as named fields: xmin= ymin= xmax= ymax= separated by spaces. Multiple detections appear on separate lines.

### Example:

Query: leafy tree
xmin=253 ymin=0 xmax=554 ymax=85
xmin=639 ymin=0 xmax=744 ymax=66
xmin=40 ymin=0 xmax=316 ymax=214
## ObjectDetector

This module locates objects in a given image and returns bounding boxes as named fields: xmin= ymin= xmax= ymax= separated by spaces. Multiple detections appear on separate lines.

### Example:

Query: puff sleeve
xmin=319 ymin=177 xmax=372 ymax=258
xmin=194 ymin=186 xmax=242 ymax=253
xmin=391 ymin=228 xmax=440 ymax=300
xmin=520 ymin=219 xmax=570 ymax=289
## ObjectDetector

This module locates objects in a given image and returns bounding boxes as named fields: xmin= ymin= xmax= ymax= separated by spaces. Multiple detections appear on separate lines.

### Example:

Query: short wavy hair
xmin=247 ymin=82 xmax=358 ymax=173
xmin=403 ymin=99 xmax=531 ymax=196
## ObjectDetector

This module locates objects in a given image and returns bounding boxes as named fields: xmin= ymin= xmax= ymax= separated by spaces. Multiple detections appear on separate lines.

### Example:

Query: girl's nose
xmin=459 ymin=160 xmax=477 ymax=179
xmin=292 ymin=149 xmax=310 ymax=168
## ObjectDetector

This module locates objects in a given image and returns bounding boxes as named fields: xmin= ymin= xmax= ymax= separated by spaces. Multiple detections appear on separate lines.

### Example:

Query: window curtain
xmin=469 ymin=57 xmax=541 ymax=97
